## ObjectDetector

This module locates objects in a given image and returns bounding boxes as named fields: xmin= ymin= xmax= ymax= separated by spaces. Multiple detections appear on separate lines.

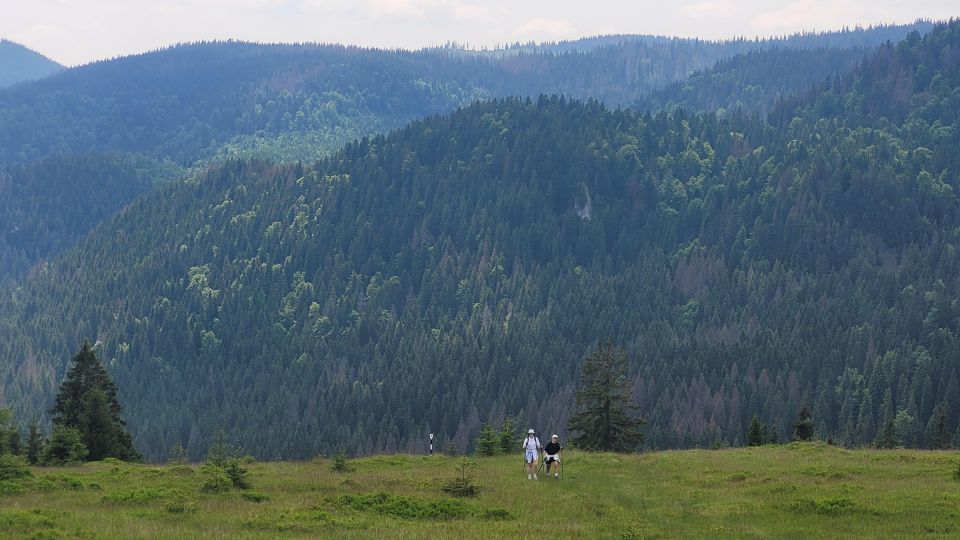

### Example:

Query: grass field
xmin=1 ymin=442 xmax=959 ymax=538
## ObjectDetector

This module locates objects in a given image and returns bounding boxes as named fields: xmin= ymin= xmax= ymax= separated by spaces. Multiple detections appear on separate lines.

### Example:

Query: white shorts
xmin=525 ymin=449 xmax=538 ymax=463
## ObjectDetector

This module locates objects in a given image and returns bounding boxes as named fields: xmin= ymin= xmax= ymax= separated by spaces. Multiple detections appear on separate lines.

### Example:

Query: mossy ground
xmin=1 ymin=443 xmax=958 ymax=538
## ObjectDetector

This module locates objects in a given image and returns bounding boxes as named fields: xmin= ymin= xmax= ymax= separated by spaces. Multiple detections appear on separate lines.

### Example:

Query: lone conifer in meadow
xmin=50 ymin=341 xmax=140 ymax=461
xmin=25 ymin=422 xmax=43 ymax=465
xmin=793 ymin=406 xmax=814 ymax=441
xmin=567 ymin=343 xmax=644 ymax=452
xmin=746 ymin=415 xmax=767 ymax=446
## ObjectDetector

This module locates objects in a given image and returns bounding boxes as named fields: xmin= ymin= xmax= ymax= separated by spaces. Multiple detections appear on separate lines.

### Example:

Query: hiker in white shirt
xmin=521 ymin=428 xmax=542 ymax=480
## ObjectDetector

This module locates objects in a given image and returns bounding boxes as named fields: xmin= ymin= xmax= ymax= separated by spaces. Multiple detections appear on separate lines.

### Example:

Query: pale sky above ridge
xmin=1 ymin=0 xmax=957 ymax=67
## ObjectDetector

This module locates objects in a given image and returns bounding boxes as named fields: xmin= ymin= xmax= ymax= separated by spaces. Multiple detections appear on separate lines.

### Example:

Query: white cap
xmin=552 ymin=434 xmax=559 ymax=439
xmin=528 ymin=428 xmax=535 ymax=434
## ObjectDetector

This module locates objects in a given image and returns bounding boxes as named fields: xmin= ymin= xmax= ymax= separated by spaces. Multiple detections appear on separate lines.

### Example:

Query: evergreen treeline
xmin=1 ymin=21 xmax=959 ymax=461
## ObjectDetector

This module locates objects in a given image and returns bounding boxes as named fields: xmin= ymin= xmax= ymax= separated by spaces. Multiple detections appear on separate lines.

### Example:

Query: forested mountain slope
xmin=0 ymin=154 xmax=176 ymax=288
xmin=3 ymin=21 xmax=960 ymax=460
xmin=635 ymin=47 xmax=869 ymax=116
xmin=0 ymin=40 xmax=63 ymax=88
xmin=0 ymin=22 xmax=932 ymax=168
xmin=0 ymin=23 xmax=931 ymax=286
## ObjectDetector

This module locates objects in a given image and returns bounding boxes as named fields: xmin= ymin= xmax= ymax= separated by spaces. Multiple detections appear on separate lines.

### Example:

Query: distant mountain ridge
xmin=0 ymin=39 xmax=63 ymax=87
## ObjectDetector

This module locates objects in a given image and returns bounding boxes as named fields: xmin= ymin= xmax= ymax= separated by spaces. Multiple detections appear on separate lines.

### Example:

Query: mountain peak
xmin=0 ymin=39 xmax=64 ymax=87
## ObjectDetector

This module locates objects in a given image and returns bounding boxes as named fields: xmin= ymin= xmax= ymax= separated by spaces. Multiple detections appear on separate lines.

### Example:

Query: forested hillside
xmin=0 ymin=23 xmax=932 ymax=286
xmin=1 ymin=21 xmax=958 ymax=460
xmin=634 ymin=47 xmax=869 ymax=116
xmin=0 ymin=154 xmax=176 ymax=287
xmin=0 ymin=39 xmax=63 ymax=88
xmin=0 ymin=22 xmax=931 ymax=167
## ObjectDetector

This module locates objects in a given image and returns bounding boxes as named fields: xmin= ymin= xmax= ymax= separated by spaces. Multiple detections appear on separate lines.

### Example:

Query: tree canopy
xmin=568 ymin=344 xmax=645 ymax=452
xmin=50 ymin=342 xmax=140 ymax=462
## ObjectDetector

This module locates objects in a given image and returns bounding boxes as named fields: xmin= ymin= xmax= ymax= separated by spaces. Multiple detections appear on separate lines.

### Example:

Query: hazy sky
xmin=2 ymin=0 xmax=957 ymax=66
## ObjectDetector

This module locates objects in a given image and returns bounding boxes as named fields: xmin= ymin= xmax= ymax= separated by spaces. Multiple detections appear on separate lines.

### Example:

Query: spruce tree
xmin=50 ymin=342 xmax=140 ymax=461
xmin=39 ymin=426 xmax=88 ymax=465
xmin=793 ymin=406 xmax=815 ymax=441
xmin=0 ymin=407 xmax=13 ymax=454
xmin=567 ymin=343 xmax=644 ymax=452
xmin=746 ymin=415 xmax=766 ymax=446
xmin=877 ymin=419 xmax=896 ymax=449
xmin=474 ymin=423 xmax=498 ymax=456
xmin=25 ymin=422 xmax=44 ymax=465
xmin=498 ymin=416 xmax=518 ymax=454
xmin=933 ymin=404 xmax=950 ymax=449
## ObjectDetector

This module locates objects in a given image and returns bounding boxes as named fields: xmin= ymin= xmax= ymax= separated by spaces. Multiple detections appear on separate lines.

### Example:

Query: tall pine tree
xmin=50 ymin=342 xmax=140 ymax=461
xmin=567 ymin=343 xmax=644 ymax=452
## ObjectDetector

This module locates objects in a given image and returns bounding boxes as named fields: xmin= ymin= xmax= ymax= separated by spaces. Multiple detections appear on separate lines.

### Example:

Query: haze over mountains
xmin=0 ymin=39 xmax=63 ymax=88
xmin=1 ymin=20 xmax=959 ymax=460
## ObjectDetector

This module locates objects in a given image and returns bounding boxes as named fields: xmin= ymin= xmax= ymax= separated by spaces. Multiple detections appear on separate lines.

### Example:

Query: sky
xmin=1 ymin=0 xmax=957 ymax=67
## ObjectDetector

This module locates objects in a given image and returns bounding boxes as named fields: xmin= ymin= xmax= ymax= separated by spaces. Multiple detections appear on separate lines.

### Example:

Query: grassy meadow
xmin=1 ymin=442 xmax=959 ymax=538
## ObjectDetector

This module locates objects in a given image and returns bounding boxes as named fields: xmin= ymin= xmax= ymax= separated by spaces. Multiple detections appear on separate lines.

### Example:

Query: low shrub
xmin=164 ymin=496 xmax=199 ymax=514
xmin=329 ymin=491 xmax=468 ymax=520
xmin=200 ymin=465 xmax=233 ymax=494
xmin=330 ymin=449 xmax=353 ymax=473
xmin=241 ymin=491 xmax=270 ymax=503
xmin=224 ymin=459 xmax=251 ymax=489
xmin=0 ymin=454 xmax=32 ymax=481
xmin=36 ymin=474 xmax=84 ymax=492
xmin=102 ymin=487 xmax=170 ymax=504
xmin=243 ymin=509 xmax=333 ymax=532
xmin=0 ymin=509 xmax=59 ymax=536
xmin=440 ymin=458 xmax=479 ymax=497
xmin=477 ymin=507 xmax=513 ymax=521
xmin=0 ymin=480 xmax=26 ymax=495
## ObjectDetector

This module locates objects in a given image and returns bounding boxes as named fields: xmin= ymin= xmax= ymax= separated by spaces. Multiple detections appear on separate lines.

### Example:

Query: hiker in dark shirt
xmin=543 ymin=434 xmax=562 ymax=478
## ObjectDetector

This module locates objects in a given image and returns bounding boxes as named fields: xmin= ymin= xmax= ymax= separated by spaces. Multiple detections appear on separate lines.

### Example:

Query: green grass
xmin=0 ymin=443 xmax=958 ymax=538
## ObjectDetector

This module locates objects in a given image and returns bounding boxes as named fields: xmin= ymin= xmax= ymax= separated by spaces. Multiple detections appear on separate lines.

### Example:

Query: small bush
xmin=243 ymin=509 xmax=332 ymax=532
xmin=0 ymin=480 xmax=26 ymax=495
xmin=167 ymin=442 xmax=189 ymax=465
xmin=329 ymin=491 xmax=469 ymax=520
xmin=787 ymin=497 xmax=858 ymax=515
xmin=477 ymin=507 xmax=513 ymax=521
xmin=440 ymin=457 xmax=479 ymax=497
xmin=0 ymin=454 xmax=32 ymax=481
xmin=0 ymin=509 xmax=58 ymax=535
xmin=241 ymin=491 xmax=270 ymax=503
xmin=102 ymin=487 xmax=169 ymax=503
xmin=166 ymin=464 xmax=194 ymax=477
xmin=224 ymin=458 xmax=251 ymax=489
xmin=164 ymin=496 xmax=198 ymax=514
xmin=36 ymin=474 xmax=84 ymax=492
xmin=199 ymin=465 xmax=233 ymax=494
xmin=330 ymin=449 xmax=353 ymax=473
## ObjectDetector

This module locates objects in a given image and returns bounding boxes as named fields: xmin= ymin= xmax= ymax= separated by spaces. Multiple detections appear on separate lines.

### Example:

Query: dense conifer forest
xmin=0 ymin=22 xmax=932 ymax=287
xmin=0 ymin=20 xmax=957 ymax=460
